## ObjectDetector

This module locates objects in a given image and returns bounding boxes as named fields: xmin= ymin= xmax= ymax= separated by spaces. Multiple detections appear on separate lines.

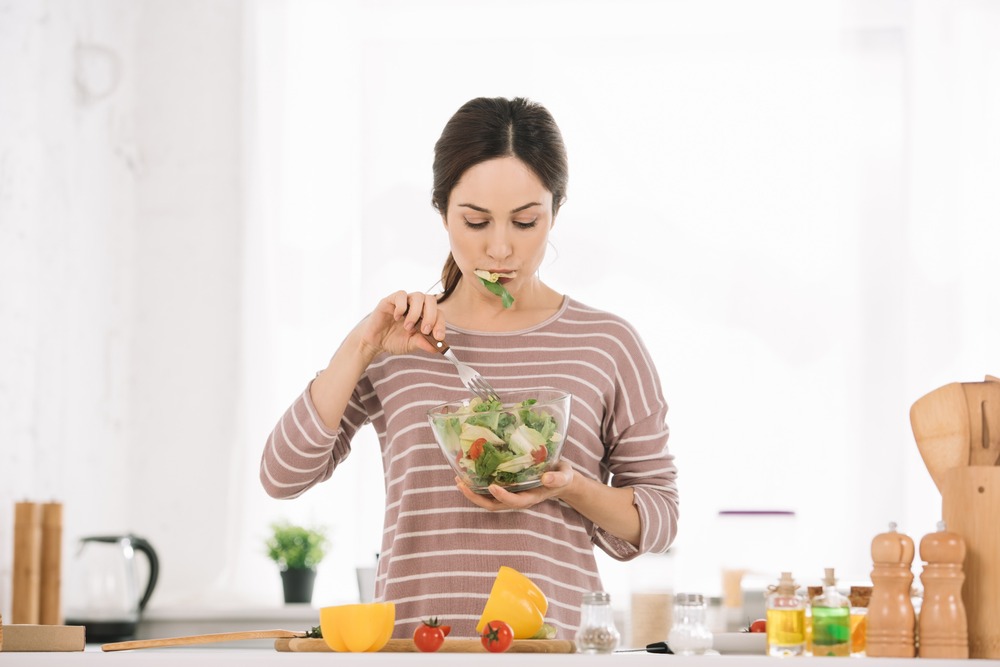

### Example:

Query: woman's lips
xmin=475 ymin=269 xmax=517 ymax=283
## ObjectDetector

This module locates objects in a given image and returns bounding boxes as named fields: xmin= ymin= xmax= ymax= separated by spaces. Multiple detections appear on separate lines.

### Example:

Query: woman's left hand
xmin=456 ymin=460 xmax=575 ymax=511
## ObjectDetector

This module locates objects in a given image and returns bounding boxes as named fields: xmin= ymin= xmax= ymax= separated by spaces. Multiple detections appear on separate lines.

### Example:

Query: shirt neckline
xmin=445 ymin=295 xmax=571 ymax=337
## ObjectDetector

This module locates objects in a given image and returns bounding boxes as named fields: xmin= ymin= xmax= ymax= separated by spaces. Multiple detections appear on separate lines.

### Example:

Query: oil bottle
xmin=811 ymin=568 xmax=851 ymax=656
xmin=848 ymin=585 xmax=872 ymax=656
xmin=766 ymin=571 xmax=806 ymax=656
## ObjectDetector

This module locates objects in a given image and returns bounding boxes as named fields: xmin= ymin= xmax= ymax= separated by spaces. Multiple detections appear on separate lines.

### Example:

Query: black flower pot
xmin=280 ymin=567 xmax=317 ymax=604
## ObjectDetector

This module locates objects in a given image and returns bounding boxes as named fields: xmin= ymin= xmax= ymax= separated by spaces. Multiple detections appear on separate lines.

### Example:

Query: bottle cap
xmin=774 ymin=571 xmax=799 ymax=595
xmin=849 ymin=586 xmax=872 ymax=608
xmin=823 ymin=567 xmax=837 ymax=587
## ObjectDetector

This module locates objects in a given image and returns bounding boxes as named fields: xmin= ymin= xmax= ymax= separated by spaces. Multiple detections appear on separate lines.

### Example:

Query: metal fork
xmin=421 ymin=332 xmax=501 ymax=402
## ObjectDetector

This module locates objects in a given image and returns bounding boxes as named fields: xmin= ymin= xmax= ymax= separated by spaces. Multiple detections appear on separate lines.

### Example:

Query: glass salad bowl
xmin=427 ymin=389 xmax=571 ymax=494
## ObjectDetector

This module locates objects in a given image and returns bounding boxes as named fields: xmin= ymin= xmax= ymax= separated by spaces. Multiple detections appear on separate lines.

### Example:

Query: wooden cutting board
xmin=0 ymin=624 xmax=85 ymax=652
xmin=275 ymin=637 xmax=576 ymax=653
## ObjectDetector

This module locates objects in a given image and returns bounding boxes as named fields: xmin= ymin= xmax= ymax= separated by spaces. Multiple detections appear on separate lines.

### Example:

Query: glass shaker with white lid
xmin=667 ymin=592 xmax=714 ymax=655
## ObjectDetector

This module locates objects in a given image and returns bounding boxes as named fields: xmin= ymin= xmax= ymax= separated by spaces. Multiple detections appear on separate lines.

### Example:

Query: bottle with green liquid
xmin=812 ymin=567 xmax=851 ymax=656
xmin=766 ymin=571 xmax=806 ymax=656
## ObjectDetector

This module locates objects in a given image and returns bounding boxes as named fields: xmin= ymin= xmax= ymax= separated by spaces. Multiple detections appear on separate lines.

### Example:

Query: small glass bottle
xmin=849 ymin=585 xmax=872 ymax=657
xmin=766 ymin=571 xmax=806 ymax=657
xmin=667 ymin=592 xmax=714 ymax=655
xmin=805 ymin=585 xmax=823 ymax=655
xmin=811 ymin=568 xmax=851 ymax=656
xmin=575 ymin=591 xmax=620 ymax=654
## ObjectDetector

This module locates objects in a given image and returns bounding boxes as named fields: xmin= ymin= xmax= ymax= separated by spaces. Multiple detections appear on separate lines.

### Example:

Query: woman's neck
xmin=439 ymin=278 xmax=563 ymax=332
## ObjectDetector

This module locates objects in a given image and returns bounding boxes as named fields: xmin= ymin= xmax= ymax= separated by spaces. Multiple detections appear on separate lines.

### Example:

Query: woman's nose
xmin=486 ymin=226 xmax=512 ymax=260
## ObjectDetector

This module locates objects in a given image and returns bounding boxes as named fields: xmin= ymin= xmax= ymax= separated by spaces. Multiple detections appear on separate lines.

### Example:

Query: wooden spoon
xmin=102 ymin=629 xmax=304 ymax=652
xmin=910 ymin=382 xmax=970 ymax=492
xmin=963 ymin=381 xmax=1000 ymax=466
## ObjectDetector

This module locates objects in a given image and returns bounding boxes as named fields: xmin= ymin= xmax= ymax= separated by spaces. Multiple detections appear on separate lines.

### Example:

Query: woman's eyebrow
xmin=457 ymin=202 xmax=542 ymax=214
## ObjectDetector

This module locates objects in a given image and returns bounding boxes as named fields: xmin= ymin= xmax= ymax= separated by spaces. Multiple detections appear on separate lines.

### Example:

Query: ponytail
xmin=438 ymin=252 xmax=462 ymax=304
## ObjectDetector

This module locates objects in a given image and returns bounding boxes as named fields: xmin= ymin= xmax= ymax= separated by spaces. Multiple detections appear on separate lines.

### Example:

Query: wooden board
xmin=275 ymin=637 xmax=576 ymax=653
xmin=910 ymin=382 xmax=970 ymax=492
xmin=0 ymin=624 xmax=85 ymax=652
xmin=942 ymin=466 xmax=1000 ymax=659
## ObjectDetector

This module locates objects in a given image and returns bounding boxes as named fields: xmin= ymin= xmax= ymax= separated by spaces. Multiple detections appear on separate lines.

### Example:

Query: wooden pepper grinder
xmin=918 ymin=520 xmax=968 ymax=658
xmin=867 ymin=522 xmax=915 ymax=657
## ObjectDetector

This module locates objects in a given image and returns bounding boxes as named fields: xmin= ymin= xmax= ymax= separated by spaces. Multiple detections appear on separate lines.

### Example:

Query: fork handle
xmin=421 ymin=331 xmax=450 ymax=355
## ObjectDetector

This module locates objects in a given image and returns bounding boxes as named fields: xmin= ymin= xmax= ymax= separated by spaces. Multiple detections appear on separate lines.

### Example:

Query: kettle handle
xmin=129 ymin=536 xmax=159 ymax=612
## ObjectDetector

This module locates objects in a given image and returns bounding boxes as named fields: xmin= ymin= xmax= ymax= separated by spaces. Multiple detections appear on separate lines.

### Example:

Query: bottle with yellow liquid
xmin=811 ymin=568 xmax=851 ymax=656
xmin=849 ymin=586 xmax=872 ymax=656
xmin=766 ymin=571 xmax=806 ymax=656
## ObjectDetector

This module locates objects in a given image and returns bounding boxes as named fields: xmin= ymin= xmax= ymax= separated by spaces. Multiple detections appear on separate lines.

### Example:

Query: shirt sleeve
xmin=592 ymin=323 xmax=679 ymax=561
xmin=596 ymin=408 xmax=678 ymax=560
xmin=259 ymin=378 xmax=369 ymax=499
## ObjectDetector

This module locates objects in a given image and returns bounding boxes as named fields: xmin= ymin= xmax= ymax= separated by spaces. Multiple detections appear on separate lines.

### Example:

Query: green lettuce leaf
xmin=479 ymin=276 xmax=514 ymax=308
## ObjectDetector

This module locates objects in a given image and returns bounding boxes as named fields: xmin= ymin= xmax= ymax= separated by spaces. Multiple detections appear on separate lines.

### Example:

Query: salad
xmin=431 ymin=396 xmax=564 ymax=489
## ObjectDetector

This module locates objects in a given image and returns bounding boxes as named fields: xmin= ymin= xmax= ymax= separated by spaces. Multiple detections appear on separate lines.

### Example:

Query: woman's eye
xmin=514 ymin=219 xmax=537 ymax=229
xmin=463 ymin=218 xmax=489 ymax=229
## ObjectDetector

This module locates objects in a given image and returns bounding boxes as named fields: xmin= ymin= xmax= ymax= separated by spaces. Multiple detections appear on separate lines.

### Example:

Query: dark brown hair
xmin=432 ymin=97 xmax=568 ymax=303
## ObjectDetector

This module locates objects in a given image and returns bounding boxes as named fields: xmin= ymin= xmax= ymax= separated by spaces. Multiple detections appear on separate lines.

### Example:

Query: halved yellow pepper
xmin=476 ymin=566 xmax=548 ymax=639
xmin=319 ymin=602 xmax=396 ymax=652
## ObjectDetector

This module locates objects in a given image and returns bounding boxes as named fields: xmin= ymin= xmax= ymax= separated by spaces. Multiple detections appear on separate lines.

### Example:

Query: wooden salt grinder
xmin=918 ymin=520 xmax=968 ymax=658
xmin=867 ymin=522 xmax=915 ymax=658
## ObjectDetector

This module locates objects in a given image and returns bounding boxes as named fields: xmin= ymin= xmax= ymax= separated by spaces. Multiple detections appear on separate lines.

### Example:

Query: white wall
xmin=2 ymin=0 xmax=999 ymax=620
xmin=0 ymin=0 xmax=246 ymax=613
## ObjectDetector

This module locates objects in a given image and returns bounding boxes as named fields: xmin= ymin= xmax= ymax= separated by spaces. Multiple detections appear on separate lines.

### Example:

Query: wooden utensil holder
xmin=942 ymin=467 xmax=1000 ymax=659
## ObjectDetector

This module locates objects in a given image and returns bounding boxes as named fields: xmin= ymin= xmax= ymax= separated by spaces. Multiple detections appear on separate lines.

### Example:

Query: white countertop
xmin=3 ymin=647 xmax=996 ymax=666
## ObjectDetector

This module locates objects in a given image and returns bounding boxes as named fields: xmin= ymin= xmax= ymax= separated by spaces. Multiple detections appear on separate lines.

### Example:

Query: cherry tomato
xmin=468 ymin=437 xmax=486 ymax=460
xmin=749 ymin=619 xmax=767 ymax=633
xmin=413 ymin=618 xmax=450 ymax=652
xmin=531 ymin=446 xmax=547 ymax=464
xmin=480 ymin=620 xmax=514 ymax=653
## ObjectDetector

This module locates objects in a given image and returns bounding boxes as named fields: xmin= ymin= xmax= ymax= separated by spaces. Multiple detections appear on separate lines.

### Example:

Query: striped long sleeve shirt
xmin=260 ymin=297 xmax=678 ymax=639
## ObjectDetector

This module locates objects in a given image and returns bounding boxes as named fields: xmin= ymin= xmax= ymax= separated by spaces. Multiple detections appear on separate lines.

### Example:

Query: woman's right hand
xmin=358 ymin=290 xmax=446 ymax=358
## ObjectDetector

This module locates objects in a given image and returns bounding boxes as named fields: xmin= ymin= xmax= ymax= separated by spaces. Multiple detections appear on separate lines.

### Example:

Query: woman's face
xmin=444 ymin=156 xmax=554 ymax=302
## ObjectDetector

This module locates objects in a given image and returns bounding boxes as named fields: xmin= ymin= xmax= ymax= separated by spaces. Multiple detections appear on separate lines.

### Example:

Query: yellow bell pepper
xmin=477 ymin=566 xmax=548 ymax=639
xmin=319 ymin=602 xmax=395 ymax=652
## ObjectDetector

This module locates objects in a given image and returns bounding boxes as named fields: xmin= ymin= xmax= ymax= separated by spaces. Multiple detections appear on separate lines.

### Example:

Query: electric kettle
xmin=64 ymin=534 xmax=159 ymax=642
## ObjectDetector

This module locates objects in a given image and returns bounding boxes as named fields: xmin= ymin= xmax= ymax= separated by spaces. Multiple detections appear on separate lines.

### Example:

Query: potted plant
xmin=265 ymin=521 xmax=329 ymax=604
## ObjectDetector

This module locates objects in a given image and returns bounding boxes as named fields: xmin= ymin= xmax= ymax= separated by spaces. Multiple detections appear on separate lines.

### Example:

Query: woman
xmin=260 ymin=97 xmax=678 ymax=639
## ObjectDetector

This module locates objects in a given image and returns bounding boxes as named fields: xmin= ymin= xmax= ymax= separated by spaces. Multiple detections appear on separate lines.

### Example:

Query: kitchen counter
xmin=4 ymin=648 xmax=997 ymax=666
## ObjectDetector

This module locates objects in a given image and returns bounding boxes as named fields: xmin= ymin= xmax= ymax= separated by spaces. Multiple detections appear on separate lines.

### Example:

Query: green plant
xmin=265 ymin=521 xmax=329 ymax=570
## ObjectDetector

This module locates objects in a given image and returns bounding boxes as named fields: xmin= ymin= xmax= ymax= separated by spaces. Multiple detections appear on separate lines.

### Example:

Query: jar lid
xmin=582 ymin=591 xmax=611 ymax=604
xmin=674 ymin=592 xmax=705 ymax=605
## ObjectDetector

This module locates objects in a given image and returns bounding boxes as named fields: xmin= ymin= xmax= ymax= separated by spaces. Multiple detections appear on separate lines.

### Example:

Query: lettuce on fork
xmin=474 ymin=269 xmax=515 ymax=309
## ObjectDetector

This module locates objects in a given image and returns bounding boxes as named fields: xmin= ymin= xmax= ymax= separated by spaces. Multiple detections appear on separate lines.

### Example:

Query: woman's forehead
xmin=450 ymin=157 xmax=552 ymax=208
